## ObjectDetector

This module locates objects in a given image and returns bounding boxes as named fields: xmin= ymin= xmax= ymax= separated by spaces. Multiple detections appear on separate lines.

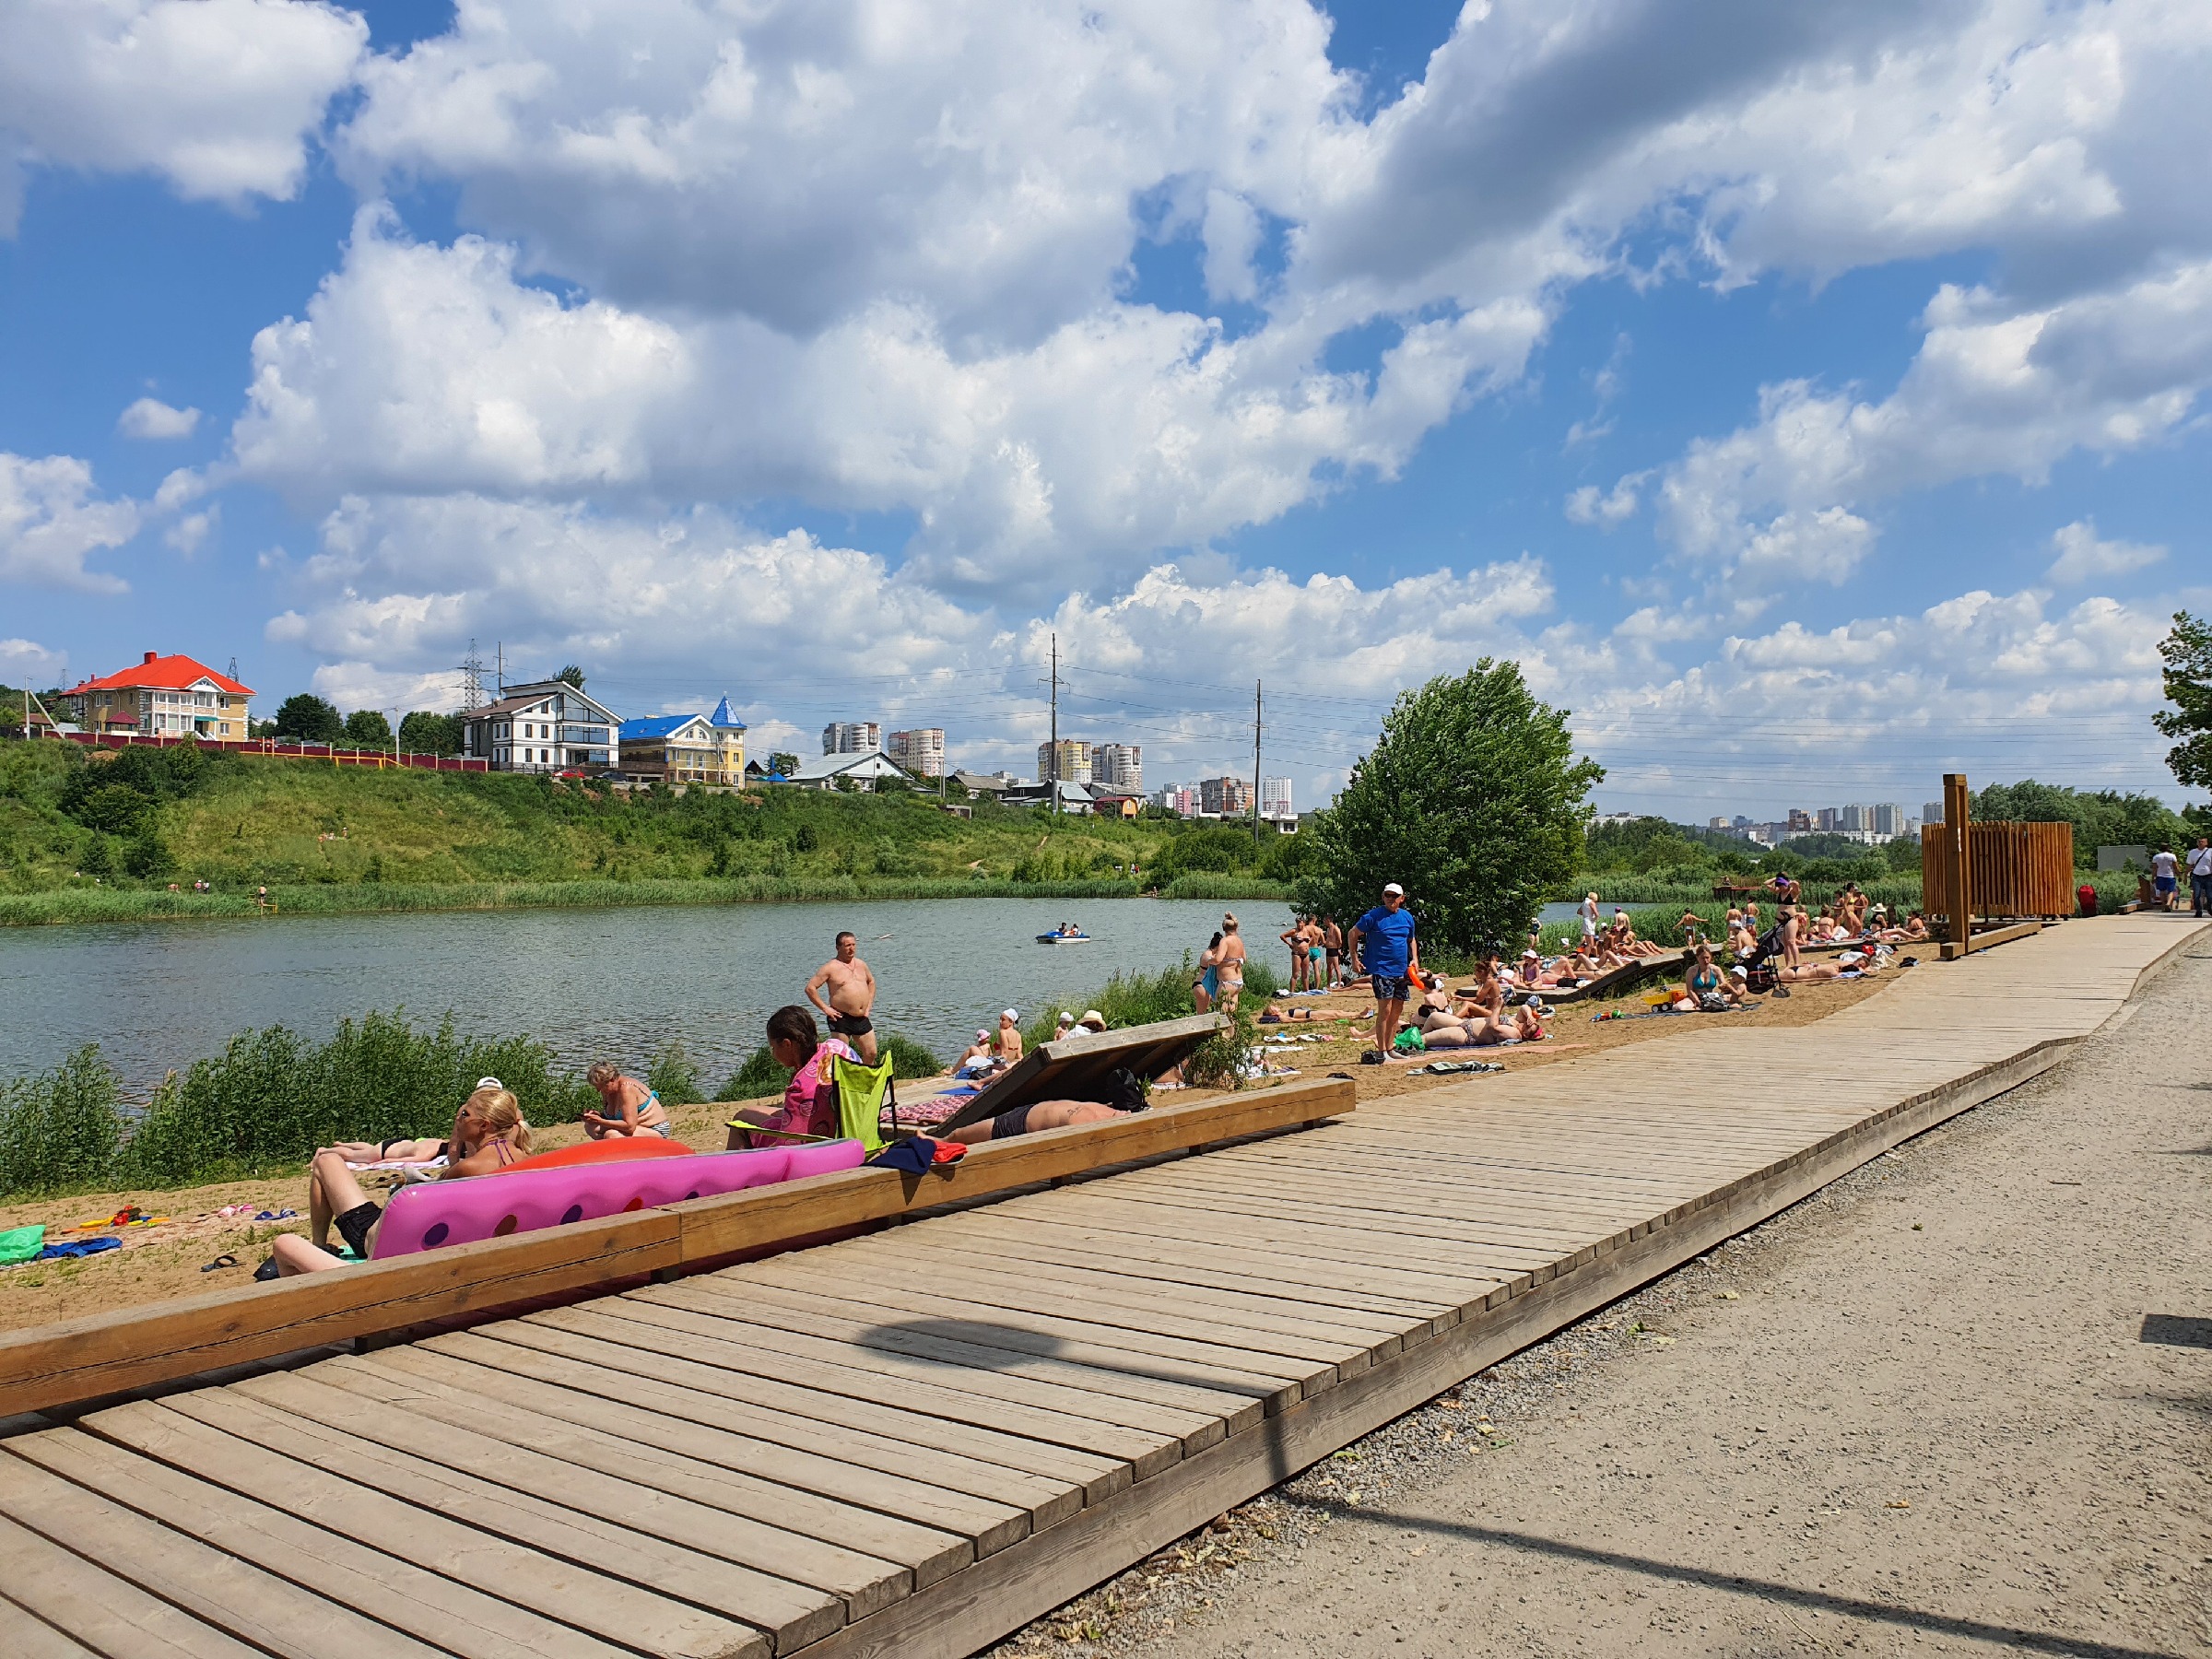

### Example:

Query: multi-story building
xmin=618 ymin=696 xmax=747 ymax=785
xmin=1261 ymin=776 xmax=1294 ymax=821
xmin=886 ymin=727 xmax=946 ymax=778
xmin=822 ymin=721 xmax=880 ymax=755
xmin=1038 ymin=738 xmax=1093 ymax=785
xmin=1153 ymin=783 xmax=1197 ymax=818
xmin=462 ymin=678 xmax=620 ymax=773
xmin=1201 ymin=775 xmax=1253 ymax=817
xmin=1093 ymin=742 xmax=1142 ymax=792
xmin=1869 ymin=803 xmax=1904 ymax=836
xmin=1923 ymin=799 xmax=1947 ymax=827
xmin=62 ymin=652 xmax=253 ymax=740
xmin=1787 ymin=808 xmax=1813 ymax=832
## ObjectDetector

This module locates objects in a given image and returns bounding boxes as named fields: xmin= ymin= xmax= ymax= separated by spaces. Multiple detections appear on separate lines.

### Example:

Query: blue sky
xmin=4 ymin=0 xmax=2208 ymax=821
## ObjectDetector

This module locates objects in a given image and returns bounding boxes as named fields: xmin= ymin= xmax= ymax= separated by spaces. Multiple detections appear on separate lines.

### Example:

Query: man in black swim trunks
xmin=806 ymin=929 xmax=878 ymax=1062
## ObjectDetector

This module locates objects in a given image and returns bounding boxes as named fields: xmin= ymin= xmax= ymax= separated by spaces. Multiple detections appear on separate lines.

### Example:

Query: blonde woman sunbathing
xmin=1421 ymin=1002 xmax=1545 ymax=1047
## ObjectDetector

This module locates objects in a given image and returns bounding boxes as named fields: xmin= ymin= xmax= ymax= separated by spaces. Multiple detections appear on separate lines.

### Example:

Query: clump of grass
xmin=646 ymin=1041 xmax=703 ymax=1107
xmin=882 ymin=1032 xmax=942 ymax=1080
xmin=0 ymin=1044 xmax=124 ymax=1196
xmin=716 ymin=1046 xmax=791 ymax=1102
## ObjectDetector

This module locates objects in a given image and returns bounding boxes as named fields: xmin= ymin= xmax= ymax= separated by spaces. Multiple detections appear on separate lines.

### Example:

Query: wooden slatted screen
xmin=1922 ymin=818 xmax=2075 ymax=921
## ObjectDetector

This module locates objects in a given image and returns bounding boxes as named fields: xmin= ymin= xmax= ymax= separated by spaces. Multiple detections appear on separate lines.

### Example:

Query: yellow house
xmin=618 ymin=697 xmax=747 ymax=785
xmin=63 ymin=652 xmax=252 ymax=741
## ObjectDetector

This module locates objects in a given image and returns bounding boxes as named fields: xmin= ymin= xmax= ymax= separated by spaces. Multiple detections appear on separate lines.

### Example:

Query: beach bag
xmin=1698 ymin=991 xmax=1731 ymax=1013
xmin=1392 ymin=1026 xmax=1426 ymax=1054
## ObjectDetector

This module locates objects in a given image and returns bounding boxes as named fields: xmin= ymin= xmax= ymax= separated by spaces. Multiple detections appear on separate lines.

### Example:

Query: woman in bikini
xmin=582 ymin=1061 xmax=673 ymax=1139
xmin=1193 ymin=931 xmax=1222 ymax=1012
xmin=269 ymin=1086 xmax=531 ymax=1276
xmin=1671 ymin=944 xmax=1741 ymax=1011
xmin=1215 ymin=914 xmax=1248 ymax=1014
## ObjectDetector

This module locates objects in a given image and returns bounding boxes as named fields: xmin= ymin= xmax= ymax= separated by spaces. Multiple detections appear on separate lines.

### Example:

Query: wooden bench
xmin=0 ymin=1077 xmax=1354 ymax=1421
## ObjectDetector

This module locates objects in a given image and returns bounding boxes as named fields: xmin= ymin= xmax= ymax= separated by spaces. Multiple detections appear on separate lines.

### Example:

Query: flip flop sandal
xmin=200 ymin=1253 xmax=239 ymax=1273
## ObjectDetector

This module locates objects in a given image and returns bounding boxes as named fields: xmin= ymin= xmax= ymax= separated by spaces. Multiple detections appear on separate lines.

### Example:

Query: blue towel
xmin=39 ymin=1237 xmax=123 ymax=1259
xmin=868 ymin=1137 xmax=946 ymax=1175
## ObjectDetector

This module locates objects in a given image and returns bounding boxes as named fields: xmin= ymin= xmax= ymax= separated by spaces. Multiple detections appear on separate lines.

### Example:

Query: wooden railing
xmin=0 ymin=1080 xmax=1354 ymax=1421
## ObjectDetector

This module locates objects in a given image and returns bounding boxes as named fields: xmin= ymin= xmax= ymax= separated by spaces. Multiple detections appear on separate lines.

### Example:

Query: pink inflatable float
xmin=368 ymin=1139 xmax=865 ymax=1259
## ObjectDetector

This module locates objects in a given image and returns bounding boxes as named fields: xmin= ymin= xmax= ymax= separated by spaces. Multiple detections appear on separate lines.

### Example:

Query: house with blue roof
xmin=618 ymin=696 xmax=747 ymax=785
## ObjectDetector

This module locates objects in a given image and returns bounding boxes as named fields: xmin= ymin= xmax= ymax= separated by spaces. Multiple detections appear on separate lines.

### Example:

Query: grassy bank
xmin=0 ymin=738 xmax=1295 ymax=924
xmin=0 ymin=1009 xmax=947 ymax=1199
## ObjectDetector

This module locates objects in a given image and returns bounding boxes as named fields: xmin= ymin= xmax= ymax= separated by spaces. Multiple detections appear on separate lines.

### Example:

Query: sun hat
xmin=1079 ymin=1010 xmax=1105 ymax=1029
xmin=973 ymin=1028 xmax=989 ymax=1041
xmin=1382 ymin=881 xmax=1405 ymax=896
xmin=1729 ymin=965 xmax=1747 ymax=979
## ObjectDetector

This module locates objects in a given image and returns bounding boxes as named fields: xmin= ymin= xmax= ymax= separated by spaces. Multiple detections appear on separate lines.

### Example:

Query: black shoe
xmin=253 ymin=1255 xmax=282 ymax=1281
xmin=1359 ymin=1049 xmax=1384 ymax=1065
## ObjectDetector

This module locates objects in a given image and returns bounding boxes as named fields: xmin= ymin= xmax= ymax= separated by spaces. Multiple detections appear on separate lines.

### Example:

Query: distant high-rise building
xmin=1261 ymin=777 xmax=1294 ymax=820
xmin=1153 ymin=783 xmax=1197 ymax=818
xmin=1817 ymin=806 xmax=1841 ymax=831
xmin=822 ymin=721 xmax=879 ymax=755
xmin=1037 ymin=738 xmax=1092 ymax=785
xmin=1788 ymin=808 xmax=1812 ymax=832
xmin=1201 ymin=776 xmax=1253 ymax=817
xmin=885 ymin=728 xmax=945 ymax=778
xmin=1923 ymin=799 xmax=1947 ymax=826
xmin=1871 ymin=802 xmax=1904 ymax=836
xmin=1093 ymin=742 xmax=1143 ymax=791
xmin=1733 ymin=815 xmax=1752 ymax=829
xmin=1709 ymin=816 xmax=1730 ymax=830
xmin=1839 ymin=803 xmax=1868 ymax=831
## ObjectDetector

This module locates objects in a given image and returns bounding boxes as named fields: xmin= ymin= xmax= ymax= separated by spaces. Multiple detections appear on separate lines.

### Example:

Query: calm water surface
xmin=6 ymin=898 xmax=1296 ymax=1089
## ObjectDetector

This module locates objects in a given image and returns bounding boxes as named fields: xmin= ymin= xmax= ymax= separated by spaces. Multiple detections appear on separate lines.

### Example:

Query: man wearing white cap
xmin=1348 ymin=882 xmax=1421 ymax=1063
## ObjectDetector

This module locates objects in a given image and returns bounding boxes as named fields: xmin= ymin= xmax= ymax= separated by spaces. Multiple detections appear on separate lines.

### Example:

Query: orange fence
xmin=1922 ymin=818 xmax=2076 ymax=922
xmin=53 ymin=731 xmax=487 ymax=772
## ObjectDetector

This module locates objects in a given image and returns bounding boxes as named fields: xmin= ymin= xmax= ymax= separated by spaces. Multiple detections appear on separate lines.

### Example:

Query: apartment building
xmin=1038 ymin=738 xmax=1093 ymax=785
xmin=822 ymin=721 xmax=880 ymax=755
xmin=1200 ymin=775 xmax=1253 ymax=817
xmin=886 ymin=727 xmax=946 ymax=778
xmin=1092 ymin=742 xmax=1142 ymax=792
xmin=1260 ymin=776 xmax=1293 ymax=821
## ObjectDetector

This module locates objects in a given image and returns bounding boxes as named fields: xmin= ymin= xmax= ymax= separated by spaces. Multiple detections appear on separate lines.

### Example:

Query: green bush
xmin=716 ymin=1045 xmax=791 ymax=1102
xmin=646 ymin=1041 xmax=703 ymax=1107
xmin=0 ymin=1044 xmax=125 ymax=1197
xmin=883 ymin=1032 xmax=942 ymax=1080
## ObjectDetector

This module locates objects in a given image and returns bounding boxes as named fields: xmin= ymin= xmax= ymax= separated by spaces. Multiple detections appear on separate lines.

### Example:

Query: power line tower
xmin=1251 ymin=679 xmax=1264 ymax=848
xmin=226 ymin=656 xmax=240 ymax=682
xmin=457 ymin=640 xmax=487 ymax=712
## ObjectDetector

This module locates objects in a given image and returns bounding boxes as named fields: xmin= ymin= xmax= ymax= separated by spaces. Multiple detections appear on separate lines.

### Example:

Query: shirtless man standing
xmin=806 ymin=931 xmax=879 ymax=1062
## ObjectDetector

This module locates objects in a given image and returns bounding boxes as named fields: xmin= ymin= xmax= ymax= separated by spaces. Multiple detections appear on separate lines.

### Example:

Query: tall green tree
xmin=1300 ymin=661 xmax=1603 ymax=956
xmin=2154 ymin=610 xmax=2212 ymax=788
xmin=341 ymin=709 xmax=393 ymax=748
xmin=556 ymin=665 xmax=587 ymax=690
xmin=273 ymin=693 xmax=344 ymax=742
xmin=397 ymin=711 xmax=465 ymax=755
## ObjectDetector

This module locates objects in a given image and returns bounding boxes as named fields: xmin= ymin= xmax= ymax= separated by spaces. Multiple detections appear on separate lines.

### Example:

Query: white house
xmin=461 ymin=678 xmax=621 ymax=773
xmin=783 ymin=749 xmax=924 ymax=791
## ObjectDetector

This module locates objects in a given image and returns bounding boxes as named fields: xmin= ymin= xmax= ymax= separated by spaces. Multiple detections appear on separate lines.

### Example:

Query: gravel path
xmin=989 ymin=935 xmax=2212 ymax=1659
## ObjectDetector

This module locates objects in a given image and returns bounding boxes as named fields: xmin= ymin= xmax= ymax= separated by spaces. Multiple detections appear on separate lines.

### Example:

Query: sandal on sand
xmin=200 ymin=1253 xmax=239 ymax=1273
xmin=253 ymin=1255 xmax=282 ymax=1281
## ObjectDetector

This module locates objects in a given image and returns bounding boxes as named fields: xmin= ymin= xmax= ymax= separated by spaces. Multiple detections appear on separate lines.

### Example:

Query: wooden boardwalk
xmin=1 ymin=913 xmax=2200 ymax=1659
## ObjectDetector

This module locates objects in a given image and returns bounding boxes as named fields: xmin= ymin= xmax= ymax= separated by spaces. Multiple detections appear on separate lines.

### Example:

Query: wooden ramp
xmin=0 ymin=914 xmax=2200 ymax=1659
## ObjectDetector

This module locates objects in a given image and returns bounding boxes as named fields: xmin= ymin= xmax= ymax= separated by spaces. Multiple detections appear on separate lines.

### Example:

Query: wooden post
xmin=1944 ymin=772 xmax=1972 ymax=949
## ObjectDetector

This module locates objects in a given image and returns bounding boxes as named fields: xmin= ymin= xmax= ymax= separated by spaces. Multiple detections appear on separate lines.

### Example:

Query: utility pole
xmin=1047 ymin=631 xmax=1061 ymax=818
xmin=1247 ymin=677 xmax=1265 ymax=849
xmin=495 ymin=642 xmax=505 ymax=697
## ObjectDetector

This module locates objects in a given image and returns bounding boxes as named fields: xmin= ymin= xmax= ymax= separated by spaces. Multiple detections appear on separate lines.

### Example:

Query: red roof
xmin=64 ymin=653 xmax=253 ymax=697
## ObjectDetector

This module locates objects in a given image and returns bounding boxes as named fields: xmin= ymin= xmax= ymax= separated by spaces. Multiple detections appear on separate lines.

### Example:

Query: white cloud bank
xmin=0 ymin=453 xmax=138 ymax=593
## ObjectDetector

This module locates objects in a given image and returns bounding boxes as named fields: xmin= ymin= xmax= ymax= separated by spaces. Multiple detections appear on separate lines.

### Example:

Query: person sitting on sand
xmin=1671 ymin=944 xmax=1743 ymax=1011
xmin=1876 ymin=910 xmax=1929 ymax=943
xmin=993 ymin=1008 xmax=1024 ymax=1065
xmin=727 ymin=1005 xmax=858 ymax=1148
xmin=953 ymin=1028 xmax=996 ymax=1075
xmin=268 ymin=1086 xmax=532 ymax=1276
xmin=582 ymin=1061 xmax=673 ymax=1140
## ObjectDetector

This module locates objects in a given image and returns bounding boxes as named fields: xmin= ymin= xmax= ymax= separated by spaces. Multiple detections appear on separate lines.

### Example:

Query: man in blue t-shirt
xmin=1349 ymin=882 xmax=1421 ymax=1063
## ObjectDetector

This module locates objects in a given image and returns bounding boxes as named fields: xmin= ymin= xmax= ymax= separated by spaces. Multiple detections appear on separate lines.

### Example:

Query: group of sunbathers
xmin=1277 ymin=914 xmax=1346 ymax=991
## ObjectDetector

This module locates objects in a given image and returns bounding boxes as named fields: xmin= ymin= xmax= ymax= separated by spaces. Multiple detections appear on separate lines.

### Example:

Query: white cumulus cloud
xmin=0 ymin=453 xmax=138 ymax=593
xmin=2046 ymin=519 xmax=2167 ymax=585
xmin=117 ymin=397 xmax=202 ymax=440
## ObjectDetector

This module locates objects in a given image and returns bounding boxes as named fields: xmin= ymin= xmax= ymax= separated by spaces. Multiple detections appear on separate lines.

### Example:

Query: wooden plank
xmin=288 ymin=1356 xmax=992 ymax=1578
xmin=21 ymin=1424 xmax=654 ymax=1659
xmin=0 ymin=1208 xmax=680 ymax=1419
xmin=127 ymin=1389 xmax=832 ymax=1649
xmin=675 ymin=1080 xmax=1352 ymax=1266
xmin=1939 ymin=920 xmax=2043 ymax=960
xmin=689 ymin=1272 xmax=1324 ymax=1409
xmin=457 ymin=1320 xmax=1134 ymax=1502
xmin=413 ymin=1328 xmax=1095 ymax=1520
xmin=524 ymin=1303 xmax=1182 ymax=1478
xmin=931 ymin=1014 xmax=1226 ymax=1134
xmin=581 ymin=1294 xmax=1226 ymax=1452
xmin=0 ymin=1512 xmax=264 ymax=1659
xmin=0 ymin=1443 xmax=460 ymax=1659
xmin=656 ymin=1275 xmax=1300 ymax=1420
xmin=334 ymin=1346 xmax=1041 ymax=1555
xmin=0 ymin=1596 xmax=101 ymax=1659
xmin=0 ymin=1081 xmax=1353 ymax=1421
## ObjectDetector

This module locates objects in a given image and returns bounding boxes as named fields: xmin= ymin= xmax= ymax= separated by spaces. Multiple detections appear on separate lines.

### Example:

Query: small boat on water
xmin=1036 ymin=929 xmax=1092 ymax=944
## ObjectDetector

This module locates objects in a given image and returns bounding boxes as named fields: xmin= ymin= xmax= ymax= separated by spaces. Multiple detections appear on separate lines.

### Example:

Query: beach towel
xmin=39 ymin=1237 xmax=122 ymax=1260
xmin=0 ymin=1225 xmax=44 ymax=1265
xmin=866 ymin=1137 xmax=965 ymax=1175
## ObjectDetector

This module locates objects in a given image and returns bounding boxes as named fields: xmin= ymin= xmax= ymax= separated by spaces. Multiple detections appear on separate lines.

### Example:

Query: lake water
xmin=3 ymin=898 xmax=1295 ymax=1090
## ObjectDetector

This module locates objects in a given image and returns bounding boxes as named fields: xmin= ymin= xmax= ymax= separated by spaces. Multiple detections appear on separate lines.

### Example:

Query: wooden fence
xmin=1922 ymin=818 xmax=2076 ymax=922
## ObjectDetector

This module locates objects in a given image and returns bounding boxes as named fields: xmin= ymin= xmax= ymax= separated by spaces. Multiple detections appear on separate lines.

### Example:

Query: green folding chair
xmin=725 ymin=1049 xmax=897 ymax=1155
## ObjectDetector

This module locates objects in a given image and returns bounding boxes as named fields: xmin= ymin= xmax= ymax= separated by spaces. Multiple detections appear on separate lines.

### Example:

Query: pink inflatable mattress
xmin=370 ymin=1138 xmax=865 ymax=1259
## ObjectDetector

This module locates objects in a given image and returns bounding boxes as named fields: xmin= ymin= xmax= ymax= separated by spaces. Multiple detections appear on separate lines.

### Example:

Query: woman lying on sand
xmin=1420 ymin=998 xmax=1547 ymax=1047
xmin=265 ymin=1086 xmax=532 ymax=1277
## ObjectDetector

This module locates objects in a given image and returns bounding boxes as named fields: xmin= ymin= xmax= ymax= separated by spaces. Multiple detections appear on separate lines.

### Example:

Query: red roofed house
xmin=63 ymin=652 xmax=253 ymax=741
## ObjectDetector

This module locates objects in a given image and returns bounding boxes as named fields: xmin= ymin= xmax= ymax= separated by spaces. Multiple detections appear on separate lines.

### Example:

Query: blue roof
xmin=709 ymin=695 xmax=747 ymax=729
xmin=620 ymin=713 xmax=701 ymax=740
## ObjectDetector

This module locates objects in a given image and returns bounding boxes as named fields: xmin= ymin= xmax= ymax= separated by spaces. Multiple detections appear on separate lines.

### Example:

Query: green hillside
xmin=0 ymin=738 xmax=1299 ymax=922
